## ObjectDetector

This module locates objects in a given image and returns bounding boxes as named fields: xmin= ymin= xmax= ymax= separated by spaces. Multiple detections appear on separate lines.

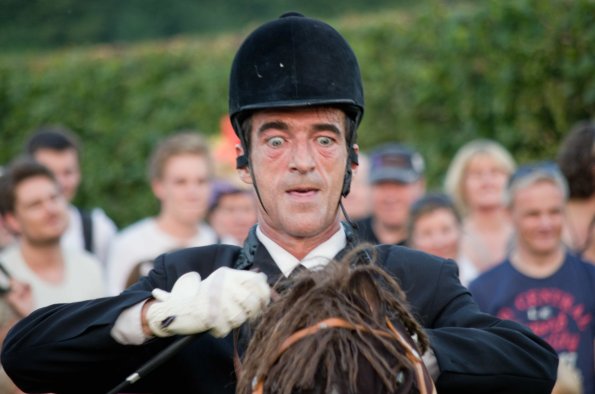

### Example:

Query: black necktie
xmin=289 ymin=263 xmax=307 ymax=278
xmin=273 ymin=263 xmax=307 ymax=294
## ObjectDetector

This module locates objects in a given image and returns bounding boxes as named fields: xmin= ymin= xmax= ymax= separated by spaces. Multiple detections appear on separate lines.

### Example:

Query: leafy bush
xmin=0 ymin=0 xmax=593 ymax=227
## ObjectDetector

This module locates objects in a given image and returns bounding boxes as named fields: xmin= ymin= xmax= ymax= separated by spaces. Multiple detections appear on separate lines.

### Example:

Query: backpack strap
xmin=77 ymin=206 xmax=94 ymax=253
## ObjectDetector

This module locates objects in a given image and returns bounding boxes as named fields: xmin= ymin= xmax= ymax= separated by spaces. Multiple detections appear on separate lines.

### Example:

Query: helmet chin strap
xmin=339 ymin=147 xmax=359 ymax=231
xmin=339 ymin=199 xmax=358 ymax=230
xmin=248 ymin=164 xmax=270 ymax=216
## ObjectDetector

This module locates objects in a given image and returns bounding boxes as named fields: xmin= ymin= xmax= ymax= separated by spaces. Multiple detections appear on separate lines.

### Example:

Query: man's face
xmin=210 ymin=192 xmax=257 ymax=244
xmin=370 ymin=180 xmax=425 ymax=230
xmin=510 ymin=180 xmax=565 ymax=257
xmin=152 ymin=154 xmax=211 ymax=225
xmin=463 ymin=154 xmax=509 ymax=211
xmin=33 ymin=148 xmax=81 ymax=202
xmin=6 ymin=176 xmax=68 ymax=245
xmin=238 ymin=107 xmax=354 ymax=243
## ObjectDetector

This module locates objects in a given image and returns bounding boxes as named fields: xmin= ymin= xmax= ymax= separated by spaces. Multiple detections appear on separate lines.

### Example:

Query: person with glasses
xmin=469 ymin=162 xmax=595 ymax=394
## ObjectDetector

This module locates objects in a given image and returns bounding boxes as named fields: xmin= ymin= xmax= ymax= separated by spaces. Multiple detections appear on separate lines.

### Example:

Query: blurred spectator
xmin=207 ymin=179 xmax=257 ymax=246
xmin=0 ymin=158 xmax=104 ymax=308
xmin=106 ymin=132 xmax=221 ymax=295
xmin=407 ymin=193 xmax=478 ymax=286
xmin=26 ymin=126 xmax=117 ymax=265
xmin=557 ymin=120 xmax=595 ymax=263
xmin=583 ymin=223 xmax=595 ymax=264
xmin=341 ymin=152 xmax=372 ymax=221
xmin=469 ymin=162 xmax=595 ymax=394
xmin=0 ymin=215 xmax=14 ymax=253
xmin=0 ymin=274 xmax=30 ymax=394
xmin=551 ymin=359 xmax=583 ymax=394
xmin=444 ymin=139 xmax=516 ymax=273
xmin=354 ymin=143 xmax=425 ymax=245
xmin=0 ymin=167 xmax=15 ymax=253
xmin=0 ymin=155 xmax=103 ymax=394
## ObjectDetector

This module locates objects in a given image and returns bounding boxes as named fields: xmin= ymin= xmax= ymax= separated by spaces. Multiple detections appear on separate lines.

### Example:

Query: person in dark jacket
xmin=355 ymin=143 xmax=426 ymax=246
xmin=1 ymin=12 xmax=557 ymax=394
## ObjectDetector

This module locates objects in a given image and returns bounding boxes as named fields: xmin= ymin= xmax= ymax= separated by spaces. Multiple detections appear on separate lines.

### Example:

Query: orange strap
xmin=251 ymin=317 xmax=436 ymax=394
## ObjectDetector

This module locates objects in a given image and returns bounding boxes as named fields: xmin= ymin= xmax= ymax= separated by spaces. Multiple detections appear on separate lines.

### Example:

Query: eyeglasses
xmin=508 ymin=161 xmax=563 ymax=188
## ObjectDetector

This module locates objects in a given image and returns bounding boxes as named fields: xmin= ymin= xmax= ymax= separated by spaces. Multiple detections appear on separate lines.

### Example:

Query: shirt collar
xmin=256 ymin=225 xmax=347 ymax=277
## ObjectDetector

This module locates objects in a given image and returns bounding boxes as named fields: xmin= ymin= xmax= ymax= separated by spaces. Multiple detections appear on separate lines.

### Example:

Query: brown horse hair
xmin=237 ymin=245 xmax=430 ymax=394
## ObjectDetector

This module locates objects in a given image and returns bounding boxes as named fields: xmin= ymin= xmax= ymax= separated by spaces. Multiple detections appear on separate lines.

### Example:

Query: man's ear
xmin=3 ymin=213 xmax=21 ymax=235
xmin=236 ymin=144 xmax=253 ymax=185
xmin=351 ymin=144 xmax=360 ymax=175
xmin=151 ymin=179 xmax=164 ymax=201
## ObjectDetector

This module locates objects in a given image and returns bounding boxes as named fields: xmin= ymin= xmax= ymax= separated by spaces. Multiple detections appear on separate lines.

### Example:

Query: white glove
xmin=146 ymin=268 xmax=270 ymax=338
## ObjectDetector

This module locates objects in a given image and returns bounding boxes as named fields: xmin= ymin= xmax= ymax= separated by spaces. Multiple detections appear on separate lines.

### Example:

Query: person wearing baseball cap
xmin=354 ymin=143 xmax=426 ymax=245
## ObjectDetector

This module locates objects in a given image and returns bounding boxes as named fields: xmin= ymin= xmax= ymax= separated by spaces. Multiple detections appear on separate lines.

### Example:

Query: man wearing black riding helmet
xmin=2 ymin=13 xmax=557 ymax=394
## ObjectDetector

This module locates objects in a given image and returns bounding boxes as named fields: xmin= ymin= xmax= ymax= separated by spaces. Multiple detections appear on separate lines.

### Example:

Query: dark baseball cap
xmin=368 ymin=143 xmax=425 ymax=184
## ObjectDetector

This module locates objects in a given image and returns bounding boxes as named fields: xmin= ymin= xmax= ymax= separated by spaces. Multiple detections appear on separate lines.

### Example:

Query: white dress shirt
xmin=256 ymin=225 xmax=346 ymax=277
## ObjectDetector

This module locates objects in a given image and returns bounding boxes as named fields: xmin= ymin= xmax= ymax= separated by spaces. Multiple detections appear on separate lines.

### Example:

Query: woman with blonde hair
xmin=444 ymin=139 xmax=516 ymax=273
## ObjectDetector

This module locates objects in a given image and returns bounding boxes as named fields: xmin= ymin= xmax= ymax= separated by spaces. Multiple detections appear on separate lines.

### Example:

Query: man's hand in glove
xmin=143 ymin=267 xmax=270 ymax=338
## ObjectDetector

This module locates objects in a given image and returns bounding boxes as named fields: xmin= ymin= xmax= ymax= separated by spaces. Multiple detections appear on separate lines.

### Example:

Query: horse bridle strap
xmin=251 ymin=317 xmax=437 ymax=394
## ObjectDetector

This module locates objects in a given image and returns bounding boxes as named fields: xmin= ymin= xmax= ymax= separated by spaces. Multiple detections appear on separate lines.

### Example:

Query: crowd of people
xmin=0 ymin=12 xmax=592 ymax=394
xmin=0 ymin=110 xmax=593 ymax=394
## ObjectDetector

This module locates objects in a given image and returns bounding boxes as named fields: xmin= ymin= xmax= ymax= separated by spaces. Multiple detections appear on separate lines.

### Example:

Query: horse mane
xmin=237 ymin=246 xmax=430 ymax=394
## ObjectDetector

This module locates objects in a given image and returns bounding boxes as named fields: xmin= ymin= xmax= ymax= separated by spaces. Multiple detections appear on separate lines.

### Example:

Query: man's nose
xmin=289 ymin=142 xmax=316 ymax=173
xmin=537 ymin=214 xmax=555 ymax=229
xmin=45 ymin=198 xmax=63 ymax=214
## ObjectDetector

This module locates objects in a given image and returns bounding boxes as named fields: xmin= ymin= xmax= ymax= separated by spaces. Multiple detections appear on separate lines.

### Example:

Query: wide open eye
xmin=267 ymin=136 xmax=284 ymax=148
xmin=317 ymin=136 xmax=334 ymax=146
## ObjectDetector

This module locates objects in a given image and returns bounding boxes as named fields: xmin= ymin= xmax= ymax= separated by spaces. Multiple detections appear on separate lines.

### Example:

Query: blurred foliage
xmin=0 ymin=0 xmax=412 ymax=51
xmin=0 ymin=0 xmax=593 ymax=227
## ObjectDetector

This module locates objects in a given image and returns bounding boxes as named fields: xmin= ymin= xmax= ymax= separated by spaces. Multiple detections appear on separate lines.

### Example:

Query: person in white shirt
xmin=0 ymin=158 xmax=104 ymax=309
xmin=106 ymin=132 xmax=227 ymax=295
xmin=26 ymin=126 xmax=117 ymax=266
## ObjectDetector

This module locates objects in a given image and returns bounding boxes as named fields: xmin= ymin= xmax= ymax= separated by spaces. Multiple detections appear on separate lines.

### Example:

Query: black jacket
xmin=1 ymin=240 xmax=557 ymax=394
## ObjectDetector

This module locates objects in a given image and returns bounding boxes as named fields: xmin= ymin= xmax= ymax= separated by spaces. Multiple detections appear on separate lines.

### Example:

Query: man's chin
xmin=284 ymin=218 xmax=337 ymax=239
xmin=29 ymin=236 xmax=62 ymax=247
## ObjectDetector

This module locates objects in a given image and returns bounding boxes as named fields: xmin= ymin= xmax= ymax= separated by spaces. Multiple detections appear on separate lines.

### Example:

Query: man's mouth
xmin=286 ymin=187 xmax=319 ymax=197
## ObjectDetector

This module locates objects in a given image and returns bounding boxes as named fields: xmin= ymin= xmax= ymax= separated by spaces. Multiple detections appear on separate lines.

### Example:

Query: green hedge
xmin=1 ymin=0 xmax=593 ymax=227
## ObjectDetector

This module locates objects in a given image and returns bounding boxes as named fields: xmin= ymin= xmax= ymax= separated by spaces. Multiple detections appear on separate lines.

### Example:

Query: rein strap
xmin=250 ymin=317 xmax=437 ymax=394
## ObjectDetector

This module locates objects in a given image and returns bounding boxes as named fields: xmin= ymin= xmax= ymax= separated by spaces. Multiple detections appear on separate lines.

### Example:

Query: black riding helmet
xmin=228 ymin=12 xmax=364 ymax=198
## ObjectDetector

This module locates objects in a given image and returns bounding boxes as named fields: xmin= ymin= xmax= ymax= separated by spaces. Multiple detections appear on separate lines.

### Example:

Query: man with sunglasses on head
xmin=470 ymin=162 xmax=595 ymax=394
xmin=2 ymin=13 xmax=557 ymax=394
